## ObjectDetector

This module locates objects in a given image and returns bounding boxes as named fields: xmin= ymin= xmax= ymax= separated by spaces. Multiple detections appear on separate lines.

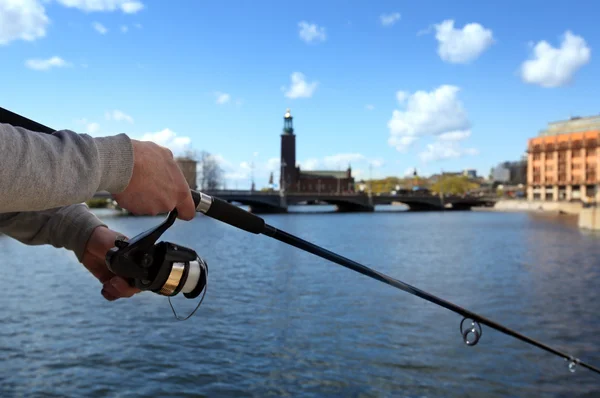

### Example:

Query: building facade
xmin=280 ymin=109 xmax=355 ymax=193
xmin=175 ymin=157 xmax=198 ymax=190
xmin=527 ymin=115 xmax=600 ymax=202
xmin=492 ymin=159 xmax=527 ymax=185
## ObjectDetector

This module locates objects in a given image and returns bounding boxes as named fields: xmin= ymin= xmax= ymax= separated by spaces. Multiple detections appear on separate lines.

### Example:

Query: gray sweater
xmin=0 ymin=123 xmax=134 ymax=261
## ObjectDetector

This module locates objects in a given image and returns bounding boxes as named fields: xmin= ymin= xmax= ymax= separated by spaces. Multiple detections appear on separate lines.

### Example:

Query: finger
xmin=82 ymin=256 xmax=115 ymax=285
xmin=101 ymin=287 xmax=118 ymax=301
xmin=109 ymin=276 xmax=141 ymax=298
xmin=176 ymin=189 xmax=196 ymax=221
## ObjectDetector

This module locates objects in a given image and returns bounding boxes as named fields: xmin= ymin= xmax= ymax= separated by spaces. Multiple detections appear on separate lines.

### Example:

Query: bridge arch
xmin=226 ymin=199 xmax=287 ymax=214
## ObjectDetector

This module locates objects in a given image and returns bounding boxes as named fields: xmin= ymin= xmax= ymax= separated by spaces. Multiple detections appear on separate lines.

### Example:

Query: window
xmin=572 ymin=149 xmax=581 ymax=157
xmin=588 ymin=172 xmax=597 ymax=182
xmin=586 ymin=139 xmax=597 ymax=148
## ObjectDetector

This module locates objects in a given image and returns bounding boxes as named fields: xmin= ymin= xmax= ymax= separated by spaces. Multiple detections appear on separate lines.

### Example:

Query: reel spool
xmin=105 ymin=208 xmax=208 ymax=319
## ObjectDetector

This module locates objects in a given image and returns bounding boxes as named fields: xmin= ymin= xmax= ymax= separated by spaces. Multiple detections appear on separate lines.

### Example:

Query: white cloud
xmin=0 ymin=0 xmax=143 ymax=46
xmin=369 ymin=159 xmax=385 ymax=168
xmin=322 ymin=153 xmax=366 ymax=168
xmin=92 ymin=22 xmax=107 ymax=34
xmin=86 ymin=122 xmax=101 ymax=135
xmin=105 ymin=109 xmax=134 ymax=123
xmin=284 ymin=72 xmax=318 ymax=99
xmin=419 ymin=141 xmax=478 ymax=163
xmin=298 ymin=21 xmax=326 ymax=43
xmin=434 ymin=19 xmax=494 ymax=64
xmin=520 ymin=31 xmax=591 ymax=88
xmin=298 ymin=158 xmax=320 ymax=171
xmin=267 ymin=157 xmax=280 ymax=171
xmin=438 ymin=130 xmax=471 ymax=141
xmin=380 ymin=12 xmax=401 ymax=27
xmin=215 ymin=92 xmax=231 ymax=104
xmin=55 ymin=0 xmax=144 ymax=14
xmin=139 ymin=128 xmax=191 ymax=156
xmin=215 ymin=155 xmax=280 ymax=185
xmin=365 ymin=104 xmax=375 ymax=111
xmin=121 ymin=25 xmax=128 ymax=33
xmin=75 ymin=118 xmax=101 ymax=136
xmin=0 ymin=0 xmax=49 ymax=45
xmin=297 ymin=153 xmax=383 ymax=171
xmin=121 ymin=1 xmax=143 ymax=13
xmin=387 ymin=85 xmax=471 ymax=152
xmin=396 ymin=91 xmax=409 ymax=103
xmin=25 ymin=56 xmax=70 ymax=71
xmin=389 ymin=136 xmax=418 ymax=152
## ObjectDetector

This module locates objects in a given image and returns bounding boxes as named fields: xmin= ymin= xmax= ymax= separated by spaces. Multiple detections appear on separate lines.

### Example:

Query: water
xmin=1 ymin=206 xmax=600 ymax=397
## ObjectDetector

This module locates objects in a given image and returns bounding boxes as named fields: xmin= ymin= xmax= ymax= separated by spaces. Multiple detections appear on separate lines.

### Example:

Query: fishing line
xmin=189 ymin=191 xmax=600 ymax=376
xmin=3 ymin=106 xmax=600 ymax=377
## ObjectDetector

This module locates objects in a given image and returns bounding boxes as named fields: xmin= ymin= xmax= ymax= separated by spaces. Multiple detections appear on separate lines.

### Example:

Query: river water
xmin=1 ymin=206 xmax=600 ymax=397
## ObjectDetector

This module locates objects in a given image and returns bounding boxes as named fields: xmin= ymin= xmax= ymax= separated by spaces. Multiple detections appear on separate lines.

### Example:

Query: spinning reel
xmin=105 ymin=208 xmax=208 ymax=320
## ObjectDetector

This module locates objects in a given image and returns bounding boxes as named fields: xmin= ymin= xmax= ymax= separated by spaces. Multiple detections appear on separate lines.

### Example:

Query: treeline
xmin=362 ymin=175 xmax=480 ymax=195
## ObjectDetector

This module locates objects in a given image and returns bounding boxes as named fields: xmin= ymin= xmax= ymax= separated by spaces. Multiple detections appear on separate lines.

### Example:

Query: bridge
xmin=94 ymin=190 xmax=497 ymax=213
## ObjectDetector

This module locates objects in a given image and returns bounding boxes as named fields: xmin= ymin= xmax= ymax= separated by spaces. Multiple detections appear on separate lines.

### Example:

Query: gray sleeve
xmin=0 ymin=122 xmax=134 ymax=213
xmin=0 ymin=204 xmax=108 ymax=262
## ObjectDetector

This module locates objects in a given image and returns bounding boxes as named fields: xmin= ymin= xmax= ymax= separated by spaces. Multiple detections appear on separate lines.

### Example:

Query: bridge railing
xmin=204 ymin=190 xmax=495 ymax=200
xmin=95 ymin=189 xmax=496 ymax=202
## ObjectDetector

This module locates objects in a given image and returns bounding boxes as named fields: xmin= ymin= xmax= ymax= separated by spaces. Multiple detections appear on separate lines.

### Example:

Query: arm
xmin=0 ymin=123 xmax=134 ymax=213
xmin=0 ymin=204 xmax=142 ymax=300
xmin=0 ymin=204 xmax=106 ymax=262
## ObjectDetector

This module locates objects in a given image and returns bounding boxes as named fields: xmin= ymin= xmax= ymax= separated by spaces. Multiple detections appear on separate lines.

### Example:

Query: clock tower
xmin=280 ymin=108 xmax=296 ymax=192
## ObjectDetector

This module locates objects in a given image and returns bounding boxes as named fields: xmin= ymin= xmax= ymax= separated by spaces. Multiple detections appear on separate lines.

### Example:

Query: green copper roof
xmin=300 ymin=170 xmax=349 ymax=179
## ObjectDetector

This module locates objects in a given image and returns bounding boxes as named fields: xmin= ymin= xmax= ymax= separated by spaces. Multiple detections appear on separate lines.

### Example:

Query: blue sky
xmin=1 ymin=0 xmax=598 ymax=189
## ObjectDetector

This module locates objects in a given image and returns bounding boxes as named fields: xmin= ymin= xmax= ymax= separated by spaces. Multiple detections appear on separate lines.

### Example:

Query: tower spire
xmin=283 ymin=108 xmax=294 ymax=134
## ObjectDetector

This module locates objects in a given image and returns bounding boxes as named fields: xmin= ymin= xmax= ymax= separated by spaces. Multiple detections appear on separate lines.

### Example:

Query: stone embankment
xmin=490 ymin=200 xmax=583 ymax=215
xmin=578 ymin=207 xmax=600 ymax=231
xmin=479 ymin=199 xmax=600 ymax=231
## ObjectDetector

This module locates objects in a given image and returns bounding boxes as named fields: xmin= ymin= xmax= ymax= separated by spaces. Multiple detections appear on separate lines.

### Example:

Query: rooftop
xmin=300 ymin=170 xmax=349 ymax=179
xmin=539 ymin=114 xmax=600 ymax=136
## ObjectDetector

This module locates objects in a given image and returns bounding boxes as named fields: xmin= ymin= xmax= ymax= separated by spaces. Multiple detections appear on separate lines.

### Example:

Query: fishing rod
xmin=2 ymin=106 xmax=600 ymax=376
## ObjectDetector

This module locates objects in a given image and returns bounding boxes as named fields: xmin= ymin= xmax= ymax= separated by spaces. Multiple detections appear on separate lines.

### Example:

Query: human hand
xmin=113 ymin=139 xmax=196 ymax=220
xmin=82 ymin=226 xmax=141 ymax=301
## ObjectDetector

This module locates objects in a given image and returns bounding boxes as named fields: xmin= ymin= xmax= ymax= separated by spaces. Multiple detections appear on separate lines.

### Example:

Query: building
xmin=527 ymin=115 xmax=600 ymax=202
xmin=491 ymin=158 xmax=527 ymax=185
xmin=463 ymin=169 xmax=477 ymax=179
xmin=280 ymin=108 xmax=355 ymax=193
xmin=175 ymin=157 xmax=198 ymax=190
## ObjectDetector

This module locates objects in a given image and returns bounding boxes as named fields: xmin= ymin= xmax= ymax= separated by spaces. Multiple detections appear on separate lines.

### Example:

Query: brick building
xmin=527 ymin=115 xmax=600 ymax=202
xmin=279 ymin=108 xmax=355 ymax=193
xmin=175 ymin=157 xmax=198 ymax=190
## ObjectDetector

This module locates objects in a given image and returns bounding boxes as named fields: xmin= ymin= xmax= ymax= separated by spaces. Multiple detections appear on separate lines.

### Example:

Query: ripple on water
xmin=1 ymin=210 xmax=600 ymax=397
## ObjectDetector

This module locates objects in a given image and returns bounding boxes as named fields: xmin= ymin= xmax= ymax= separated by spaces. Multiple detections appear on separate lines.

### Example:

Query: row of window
xmin=531 ymin=146 xmax=598 ymax=157
xmin=532 ymin=174 xmax=597 ymax=184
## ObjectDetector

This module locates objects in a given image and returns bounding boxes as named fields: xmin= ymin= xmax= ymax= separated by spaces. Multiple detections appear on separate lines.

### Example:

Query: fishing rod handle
xmin=191 ymin=190 xmax=265 ymax=234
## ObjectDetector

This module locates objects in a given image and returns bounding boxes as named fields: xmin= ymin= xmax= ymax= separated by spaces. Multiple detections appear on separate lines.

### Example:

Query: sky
xmin=1 ymin=0 xmax=599 ymax=189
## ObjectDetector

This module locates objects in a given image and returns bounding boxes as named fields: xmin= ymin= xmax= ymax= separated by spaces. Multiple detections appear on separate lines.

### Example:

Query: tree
xmin=431 ymin=175 xmax=479 ymax=195
xmin=197 ymin=151 xmax=224 ymax=190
